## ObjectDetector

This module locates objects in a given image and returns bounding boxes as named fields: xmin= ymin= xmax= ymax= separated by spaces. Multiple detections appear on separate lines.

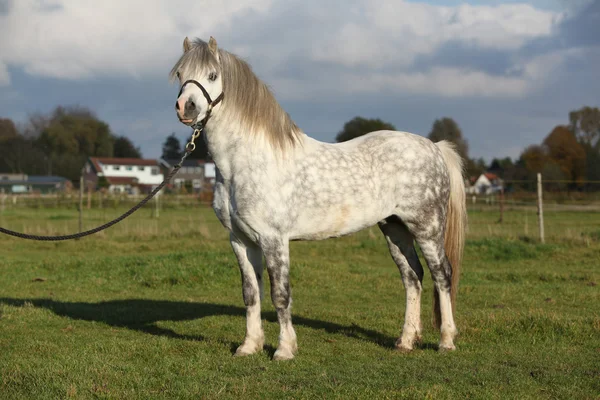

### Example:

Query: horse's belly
xmin=290 ymin=203 xmax=388 ymax=241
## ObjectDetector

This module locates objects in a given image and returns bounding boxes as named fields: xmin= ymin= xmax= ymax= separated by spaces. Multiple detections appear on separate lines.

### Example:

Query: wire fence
xmin=1 ymin=176 xmax=599 ymax=243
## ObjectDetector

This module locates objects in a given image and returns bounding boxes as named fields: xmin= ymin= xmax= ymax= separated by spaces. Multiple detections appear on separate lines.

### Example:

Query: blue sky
xmin=1 ymin=0 xmax=598 ymax=161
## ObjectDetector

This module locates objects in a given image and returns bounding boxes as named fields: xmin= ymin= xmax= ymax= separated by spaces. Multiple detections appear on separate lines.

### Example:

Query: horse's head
xmin=171 ymin=36 xmax=224 ymax=128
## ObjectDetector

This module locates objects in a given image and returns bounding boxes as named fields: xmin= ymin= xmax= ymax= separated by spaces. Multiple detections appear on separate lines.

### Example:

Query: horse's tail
xmin=434 ymin=141 xmax=467 ymax=328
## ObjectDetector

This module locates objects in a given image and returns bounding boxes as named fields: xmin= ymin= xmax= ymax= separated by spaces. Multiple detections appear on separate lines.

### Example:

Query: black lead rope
xmin=0 ymin=143 xmax=195 ymax=241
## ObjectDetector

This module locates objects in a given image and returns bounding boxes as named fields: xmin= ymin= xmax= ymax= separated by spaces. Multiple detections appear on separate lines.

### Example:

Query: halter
xmin=178 ymin=79 xmax=224 ymax=131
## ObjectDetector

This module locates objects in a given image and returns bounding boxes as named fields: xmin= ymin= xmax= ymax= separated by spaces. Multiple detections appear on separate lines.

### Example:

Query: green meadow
xmin=1 ymin=206 xmax=599 ymax=399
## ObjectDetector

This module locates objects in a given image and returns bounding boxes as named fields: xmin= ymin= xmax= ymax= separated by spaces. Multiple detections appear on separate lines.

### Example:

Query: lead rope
xmin=0 ymin=129 xmax=202 ymax=241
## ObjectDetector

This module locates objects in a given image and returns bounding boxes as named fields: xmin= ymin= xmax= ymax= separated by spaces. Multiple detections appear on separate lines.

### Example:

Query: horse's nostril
xmin=187 ymin=100 xmax=195 ymax=111
xmin=175 ymin=101 xmax=180 ymax=110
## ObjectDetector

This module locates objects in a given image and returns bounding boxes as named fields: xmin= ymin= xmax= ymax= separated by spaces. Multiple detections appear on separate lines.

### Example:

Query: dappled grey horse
xmin=171 ymin=37 xmax=467 ymax=360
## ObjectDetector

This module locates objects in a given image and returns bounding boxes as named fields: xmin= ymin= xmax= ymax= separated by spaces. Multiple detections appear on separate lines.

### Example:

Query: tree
xmin=335 ymin=117 xmax=396 ymax=143
xmin=465 ymin=157 xmax=487 ymax=179
xmin=569 ymin=106 xmax=600 ymax=147
xmin=427 ymin=117 xmax=469 ymax=160
xmin=113 ymin=136 xmax=142 ymax=158
xmin=583 ymin=141 xmax=600 ymax=182
xmin=35 ymin=106 xmax=115 ymax=181
xmin=569 ymin=106 xmax=600 ymax=185
xmin=520 ymin=145 xmax=547 ymax=174
xmin=0 ymin=118 xmax=19 ymax=142
xmin=161 ymin=133 xmax=182 ymax=160
xmin=542 ymin=125 xmax=586 ymax=183
xmin=488 ymin=157 xmax=514 ymax=177
xmin=0 ymin=118 xmax=48 ymax=175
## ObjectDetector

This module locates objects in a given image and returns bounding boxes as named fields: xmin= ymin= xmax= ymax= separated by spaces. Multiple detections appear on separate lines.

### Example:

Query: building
xmin=467 ymin=172 xmax=504 ymax=195
xmin=159 ymin=159 xmax=216 ymax=193
xmin=0 ymin=174 xmax=72 ymax=194
xmin=85 ymin=157 xmax=164 ymax=194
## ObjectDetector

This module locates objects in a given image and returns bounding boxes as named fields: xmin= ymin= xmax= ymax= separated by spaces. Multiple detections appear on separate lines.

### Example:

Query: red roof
xmin=89 ymin=157 xmax=158 ymax=172
xmin=484 ymin=173 xmax=499 ymax=181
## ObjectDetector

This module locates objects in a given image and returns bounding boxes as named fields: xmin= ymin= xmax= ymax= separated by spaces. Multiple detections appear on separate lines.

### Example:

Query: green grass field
xmin=1 ymin=206 xmax=599 ymax=399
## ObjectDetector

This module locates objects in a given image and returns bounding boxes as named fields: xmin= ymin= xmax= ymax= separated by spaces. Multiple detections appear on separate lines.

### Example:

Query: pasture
xmin=1 ymin=205 xmax=599 ymax=399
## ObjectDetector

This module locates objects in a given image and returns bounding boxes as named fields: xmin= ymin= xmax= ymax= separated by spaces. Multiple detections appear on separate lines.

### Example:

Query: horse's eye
xmin=208 ymin=72 xmax=218 ymax=82
xmin=176 ymin=71 xmax=181 ymax=79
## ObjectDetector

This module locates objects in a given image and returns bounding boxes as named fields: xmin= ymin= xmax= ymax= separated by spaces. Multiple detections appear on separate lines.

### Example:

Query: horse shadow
xmin=0 ymin=297 xmax=425 ymax=351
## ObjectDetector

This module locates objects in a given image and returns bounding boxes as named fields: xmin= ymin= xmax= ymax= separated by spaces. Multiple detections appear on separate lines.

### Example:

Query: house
xmin=85 ymin=157 xmax=164 ymax=194
xmin=467 ymin=172 xmax=504 ymax=195
xmin=0 ymin=174 xmax=72 ymax=194
xmin=159 ymin=159 xmax=216 ymax=193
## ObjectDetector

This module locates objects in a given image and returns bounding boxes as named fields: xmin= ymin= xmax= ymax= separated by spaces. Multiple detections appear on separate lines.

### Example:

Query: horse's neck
xmin=204 ymin=116 xmax=309 ymax=182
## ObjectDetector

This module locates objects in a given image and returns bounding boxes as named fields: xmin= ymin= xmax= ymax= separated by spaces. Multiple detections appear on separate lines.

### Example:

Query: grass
xmin=0 ymin=206 xmax=599 ymax=399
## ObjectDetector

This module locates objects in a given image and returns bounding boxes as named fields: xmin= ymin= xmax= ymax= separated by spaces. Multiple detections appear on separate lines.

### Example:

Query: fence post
xmin=537 ymin=173 xmax=545 ymax=243
xmin=78 ymin=174 xmax=84 ymax=236
xmin=87 ymin=183 xmax=92 ymax=210
xmin=498 ymin=187 xmax=504 ymax=223
xmin=154 ymin=192 xmax=160 ymax=218
xmin=0 ymin=189 xmax=5 ymax=214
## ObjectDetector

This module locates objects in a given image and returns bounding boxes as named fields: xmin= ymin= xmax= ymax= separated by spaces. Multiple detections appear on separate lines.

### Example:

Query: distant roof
xmin=0 ymin=176 xmax=69 ymax=185
xmin=89 ymin=157 xmax=159 ymax=172
xmin=27 ymin=176 xmax=69 ymax=183
xmin=484 ymin=173 xmax=499 ymax=181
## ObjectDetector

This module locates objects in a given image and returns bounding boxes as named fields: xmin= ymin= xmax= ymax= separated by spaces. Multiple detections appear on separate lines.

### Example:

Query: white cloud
xmin=0 ymin=0 xmax=565 ymax=98
xmin=312 ymin=1 xmax=558 ymax=68
xmin=0 ymin=0 xmax=272 ymax=79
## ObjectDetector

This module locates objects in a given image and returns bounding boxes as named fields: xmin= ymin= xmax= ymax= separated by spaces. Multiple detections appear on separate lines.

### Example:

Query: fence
xmin=467 ymin=175 xmax=600 ymax=243
xmin=1 ymin=175 xmax=599 ymax=243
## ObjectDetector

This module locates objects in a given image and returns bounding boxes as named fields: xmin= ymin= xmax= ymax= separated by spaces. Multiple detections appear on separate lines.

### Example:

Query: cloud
xmin=0 ymin=0 xmax=273 ymax=80
xmin=0 ymin=0 xmax=588 ymax=101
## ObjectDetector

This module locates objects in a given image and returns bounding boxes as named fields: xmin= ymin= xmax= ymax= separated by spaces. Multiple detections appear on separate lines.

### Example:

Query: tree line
xmin=2 ymin=105 xmax=598 ymax=190
xmin=0 ymin=107 xmax=141 ymax=182
xmin=336 ymin=106 xmax=600 ymax=190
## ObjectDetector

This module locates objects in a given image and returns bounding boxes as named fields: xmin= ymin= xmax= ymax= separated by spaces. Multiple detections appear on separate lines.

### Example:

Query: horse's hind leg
xmin=379 ymin=217 xmax=424 ymax=351
xmin=415 ymin=233 xmax=457 ymax=351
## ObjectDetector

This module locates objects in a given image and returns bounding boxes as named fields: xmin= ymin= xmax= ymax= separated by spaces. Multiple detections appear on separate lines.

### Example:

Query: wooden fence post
xmin=498 ymin=187 xmax=504 ymax=223
xmin=154 ymin=192 xmax=160 ymax=219
xmin=0 ymin=189 xmax=5 ymax=214
xmin=537 ymin=173 xmax=545 ymax=243
xmin=87 ymin=184 xmax=92 ymax=210
xmin=78 ymin=174 xmax=84 ymax=236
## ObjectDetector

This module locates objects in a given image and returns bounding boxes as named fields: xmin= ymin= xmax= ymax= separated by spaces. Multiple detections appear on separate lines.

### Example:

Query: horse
xmin=170 ymin=36 xmax=467 ymax=360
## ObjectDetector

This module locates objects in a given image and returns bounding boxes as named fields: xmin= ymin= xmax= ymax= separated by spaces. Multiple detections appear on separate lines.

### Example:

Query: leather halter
xmin=178 ymin=79 xmax=224 ymax=130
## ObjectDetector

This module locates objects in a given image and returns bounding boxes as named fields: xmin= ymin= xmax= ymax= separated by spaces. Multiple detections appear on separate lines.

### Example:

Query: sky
xmin=0 ymin=0 xmax=598 ymax=162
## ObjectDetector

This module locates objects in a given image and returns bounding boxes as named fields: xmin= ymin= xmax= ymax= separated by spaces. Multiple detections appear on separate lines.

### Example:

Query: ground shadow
xmin=0 ymin=298 xmax=400 ymax=350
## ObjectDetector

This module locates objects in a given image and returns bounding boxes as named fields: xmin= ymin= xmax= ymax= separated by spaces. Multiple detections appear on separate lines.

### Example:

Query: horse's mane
xmin=170 ymin=39 xmax=302 ymax=152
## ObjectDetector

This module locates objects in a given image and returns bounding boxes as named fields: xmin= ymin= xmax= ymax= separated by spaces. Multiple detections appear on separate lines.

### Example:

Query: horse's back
xmin=287 ymin=130 xmax=448 ymax=240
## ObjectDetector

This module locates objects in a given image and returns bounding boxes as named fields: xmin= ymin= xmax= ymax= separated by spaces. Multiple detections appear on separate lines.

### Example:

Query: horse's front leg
xmin=262 ymin=237 xmax=297 ymax=360
xmin=230 ymin=233 xmax=264 ymax=356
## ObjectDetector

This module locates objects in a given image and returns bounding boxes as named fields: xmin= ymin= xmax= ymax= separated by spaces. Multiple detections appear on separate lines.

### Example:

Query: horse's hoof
xmin=395 ymin=335 xmax=420 ymax=352
xmin=273 ymin=348 xmax=295 ymax=361
xmin=395 ymin=346 xmax=413 ymax=353
xmin=438 ymin=343 xmax=456 ymax=352
xmin=234 ymin=340 xmax=263 ymax=357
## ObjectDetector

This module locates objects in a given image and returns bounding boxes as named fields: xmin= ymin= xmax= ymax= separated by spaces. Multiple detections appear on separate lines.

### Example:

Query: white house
xmin=86 ymin=157 xmax=164 ymax=194
xmin=467 ymin=173 xmax=504 ymax=195
xmin=158 ymin=159 xmax=217 ymax=192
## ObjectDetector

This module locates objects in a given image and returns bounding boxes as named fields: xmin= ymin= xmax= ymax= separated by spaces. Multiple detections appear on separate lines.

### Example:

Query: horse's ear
xmin=183 ymin=37 xmax=192 ymax=53
xmin=208 ymin=36 xmax=218 ymax=55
